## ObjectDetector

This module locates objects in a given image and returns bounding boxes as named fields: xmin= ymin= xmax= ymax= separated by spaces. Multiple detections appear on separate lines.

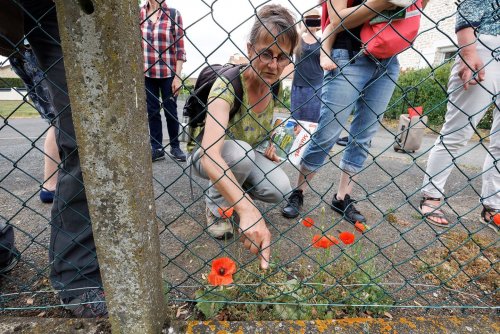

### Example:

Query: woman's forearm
xmin=329 ymin=0 xmax=391 ymax=31
xmin=457 ymin=27 xmax=477 ymax=54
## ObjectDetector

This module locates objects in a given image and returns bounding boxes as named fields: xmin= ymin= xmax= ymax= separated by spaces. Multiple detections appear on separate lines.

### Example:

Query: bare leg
xmin=336 ymin=171 xmax=355 ymax=200
xmin=296 ymin=166 xmax=315 ymax=192
xmin=319 ymin=26 xmax=337 ymax=71
xmin=42 ymin=126 xmax=60 ymax=191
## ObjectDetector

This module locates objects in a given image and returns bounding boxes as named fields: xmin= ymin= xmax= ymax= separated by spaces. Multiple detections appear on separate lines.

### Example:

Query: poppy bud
xmin=302 ymin=217 xmax=315 ymax=227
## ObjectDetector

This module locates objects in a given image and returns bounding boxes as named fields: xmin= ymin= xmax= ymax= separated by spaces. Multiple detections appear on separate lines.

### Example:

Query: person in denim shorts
xmin=9 ymin=44 xmax=60 ymax=203
xmin=282 ymin=0 xmax=406 ymax=223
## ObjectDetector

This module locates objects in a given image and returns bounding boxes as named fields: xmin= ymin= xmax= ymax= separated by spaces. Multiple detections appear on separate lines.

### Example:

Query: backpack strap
xmin=216 ymin=64 xmax=245 ymax=121
xmin=271 ymin=83 xmax=280 ymax=103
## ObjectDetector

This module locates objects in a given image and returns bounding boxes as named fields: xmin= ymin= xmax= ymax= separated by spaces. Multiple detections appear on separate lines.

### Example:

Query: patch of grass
xmin=385 ymin=212 xmax=398 ymax=225
xmin=194 ymin=243 xmax=393 ymax=321
xmin=415 ymin=231 xmax=499 ymax=294
xmin=0 ymin=100 xmax=39 ymax=118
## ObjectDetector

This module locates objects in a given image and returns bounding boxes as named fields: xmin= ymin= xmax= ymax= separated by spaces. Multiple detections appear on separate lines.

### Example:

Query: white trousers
xmin=422 ymin=34 xmax=500 ymax=209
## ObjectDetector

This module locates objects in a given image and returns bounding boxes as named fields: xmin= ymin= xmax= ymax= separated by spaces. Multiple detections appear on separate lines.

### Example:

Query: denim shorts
xmin=301 ymin=49 xmax=400 ymax=173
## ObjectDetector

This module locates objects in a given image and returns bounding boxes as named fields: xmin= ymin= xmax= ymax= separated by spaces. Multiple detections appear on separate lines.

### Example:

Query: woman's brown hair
xmin=249 ymin=4 xmax=299 ymax=55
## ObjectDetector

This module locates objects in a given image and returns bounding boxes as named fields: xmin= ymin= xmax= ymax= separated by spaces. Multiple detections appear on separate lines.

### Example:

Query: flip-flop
xmin=420 ymin=197 xmax=449 ymax=228
xmin=480 ymin=206 xmax=500 ymax=232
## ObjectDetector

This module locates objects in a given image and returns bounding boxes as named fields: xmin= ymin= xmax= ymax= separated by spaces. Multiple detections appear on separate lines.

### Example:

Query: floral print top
xmin=207 ymin=72 xmax=283 ymax=148
xmin=455 ymin=0 xmax=500 ymax=36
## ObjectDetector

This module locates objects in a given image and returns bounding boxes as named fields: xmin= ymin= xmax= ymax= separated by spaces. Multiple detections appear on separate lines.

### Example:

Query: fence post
xmin=53 ymin=1 xmax=165 ymax=332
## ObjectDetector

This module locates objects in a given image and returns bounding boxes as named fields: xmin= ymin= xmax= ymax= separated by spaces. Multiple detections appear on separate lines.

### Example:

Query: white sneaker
xmin=206 ymin=206 xmax=234 ymax=239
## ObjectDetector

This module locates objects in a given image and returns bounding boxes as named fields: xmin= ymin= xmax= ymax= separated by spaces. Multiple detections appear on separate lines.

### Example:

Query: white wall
xmin=0 ymin=88 xmax=28 ymax=101
xmin=398 ymin=0 xmax=457 ymax=70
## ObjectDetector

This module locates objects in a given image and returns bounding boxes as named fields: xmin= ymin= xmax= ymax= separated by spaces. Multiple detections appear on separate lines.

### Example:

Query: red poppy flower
xmin=217 ymin=207 xmax=234 ymax=219
xmin=339 ymin=231 xmax=355 ymax=245
xmin=493 ymin=214 xmax=500 ymax=227
xmin=312 ymin=234 xmax=338 ymax=248
xmin=354 ymin=221 xmax=368 ymax=233
xmin=207 ymin=257 xmax=236 ymax=286
xmin=302 ymin=217 xmax=315 ymax=228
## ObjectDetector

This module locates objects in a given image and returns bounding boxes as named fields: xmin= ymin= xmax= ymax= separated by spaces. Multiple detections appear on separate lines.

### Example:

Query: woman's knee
xmin=261 ymin=175 xmax=292 ymax=203
xmin=437 ymin=131 xmax=471 ymax=151
xmin=222 ymin=140 xmax=256 ymax=171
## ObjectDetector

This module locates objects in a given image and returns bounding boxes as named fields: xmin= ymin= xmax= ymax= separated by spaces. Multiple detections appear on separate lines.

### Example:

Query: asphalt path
xmin=0 ymin=113 xmax=488 ymax=169
xmin=0 ymin=109 xmax=496 ymax=313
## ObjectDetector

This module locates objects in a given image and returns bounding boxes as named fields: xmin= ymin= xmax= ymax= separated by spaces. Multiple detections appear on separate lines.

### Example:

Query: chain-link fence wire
xmin=1 ymin=0 xmax=498 ymax=319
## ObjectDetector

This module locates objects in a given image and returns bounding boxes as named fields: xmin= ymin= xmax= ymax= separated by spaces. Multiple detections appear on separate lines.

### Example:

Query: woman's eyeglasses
xmin=252 ymin=45 xmax=291 ymax=67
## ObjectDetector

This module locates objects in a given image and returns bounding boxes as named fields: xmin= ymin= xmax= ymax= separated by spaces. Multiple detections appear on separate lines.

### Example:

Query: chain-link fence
xmin=1 ymin=0 xmax=498 ymax=325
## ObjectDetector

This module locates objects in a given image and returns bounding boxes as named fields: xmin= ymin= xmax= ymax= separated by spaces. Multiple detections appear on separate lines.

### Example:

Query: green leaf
xmin=194 ymin=289 xmax=226 ymax=319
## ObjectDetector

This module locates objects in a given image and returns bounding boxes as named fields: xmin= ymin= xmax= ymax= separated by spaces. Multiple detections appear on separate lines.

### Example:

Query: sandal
xmin=480 ymin=206 xmax=500 ymax=232
xmin=419 ymin=197 xmax=449 ymax=228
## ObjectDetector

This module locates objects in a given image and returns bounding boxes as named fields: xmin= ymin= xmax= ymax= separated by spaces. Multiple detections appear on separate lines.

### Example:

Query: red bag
xmin=321 ymin=1 xmax=330 ymax=32
xmin=360 ymin=0 xmax=423 ymax=58
xmin=336 ymin=0 xmax=423 ymax=59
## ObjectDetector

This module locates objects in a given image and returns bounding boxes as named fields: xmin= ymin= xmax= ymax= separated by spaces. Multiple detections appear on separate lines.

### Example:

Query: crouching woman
xmin=188 ymin=4 xmax=299 ymax=269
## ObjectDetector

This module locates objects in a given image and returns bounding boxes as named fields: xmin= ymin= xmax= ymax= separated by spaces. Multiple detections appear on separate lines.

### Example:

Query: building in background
xmin=398 ymin=0 xmax=457 ymax=70
xmin=0 ymin=62 xmax=27 ymax=100
xmin=0 ymin=63 xmax=18 ymax=79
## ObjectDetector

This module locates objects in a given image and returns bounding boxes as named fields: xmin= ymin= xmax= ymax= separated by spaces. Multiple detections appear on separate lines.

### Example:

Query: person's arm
xmin=201 ymin=94 xmax=271 ymax=269
xmin=454 ymin=1 xmax=487 ymax=90
xmin=320 ymin=24 xmax=338 ymax=53
xmin=318 ymin=1 xmax=343 ymax=71
xmin=172 ymin=9 xmax=186 ymax=96
xmin=328 ymin=0 xmax=396 ymax=31
xmin=456 ymin=27 xmax=484 ymax=90
xmin=172 ymin=59 xmax=183 ymax=96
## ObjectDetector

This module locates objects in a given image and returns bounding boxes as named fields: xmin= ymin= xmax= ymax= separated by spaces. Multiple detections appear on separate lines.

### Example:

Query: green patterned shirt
xmin=207 ymin=73 xmax=282 ymax=148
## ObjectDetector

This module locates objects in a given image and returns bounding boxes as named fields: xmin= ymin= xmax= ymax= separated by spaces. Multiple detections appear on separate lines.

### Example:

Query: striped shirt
xmin=140 ymin=1 xmax=187 ymax=78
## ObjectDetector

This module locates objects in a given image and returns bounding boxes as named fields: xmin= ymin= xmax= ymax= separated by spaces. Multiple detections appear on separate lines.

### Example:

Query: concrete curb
xmin=172 ymin=316 xmax=499 ymax=333
xmin=2 ymin=315 xmax=497 ymax=333
xmin=171 ymin=315 xmax=499 ymax=333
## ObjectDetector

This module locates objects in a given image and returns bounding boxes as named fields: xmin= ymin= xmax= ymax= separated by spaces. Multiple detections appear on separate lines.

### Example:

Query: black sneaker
xmin=152 ymin=149 xmax=165 ymax=162
xmin=169 ymin=147 xmax=187 ymax=162
xmin=331 ymin=193 xmax=366 ymax=224
xmin=0 ymin=247 xmax=20 ymax=275
xmin=282 ymin=189 xmax=304 ymax=218
xmin=62 ymin=288 xmax=108 ymax=318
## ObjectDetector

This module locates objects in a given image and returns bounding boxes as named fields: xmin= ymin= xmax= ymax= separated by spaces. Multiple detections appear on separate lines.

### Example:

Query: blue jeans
xmin=301 ymin=49 xmax=399 ymax=173
xmin=145 ymin=76 xmax=180 ymax=151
